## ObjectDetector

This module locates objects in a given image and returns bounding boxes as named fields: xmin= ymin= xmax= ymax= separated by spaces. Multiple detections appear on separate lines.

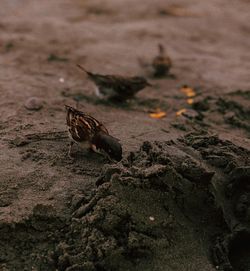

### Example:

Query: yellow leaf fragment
xmin=149 ymin=110 xmax=166 ymax=119
xmin=187 ymin=98 xmax=194 ymax=105
xmin=176 ymin=108 xmax=187 ymax=116
xmin=181 ymin=86 xmax=196 ymax=97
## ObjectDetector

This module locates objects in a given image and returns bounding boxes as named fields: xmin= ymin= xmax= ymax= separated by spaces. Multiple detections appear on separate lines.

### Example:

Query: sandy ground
xmin=0 ymin=0 xmax=250 ymax=270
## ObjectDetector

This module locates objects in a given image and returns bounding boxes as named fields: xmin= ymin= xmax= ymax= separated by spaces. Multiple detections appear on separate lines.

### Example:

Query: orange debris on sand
xmin=176 ymin=108 xmax=187 ymax=116
xmin=187 ymin=98 xmax=194 ymax=105
xmin=149 ymin=109 xmax=166 ymax=119
xmin=180 ymin=85 xmax=196 ymax=98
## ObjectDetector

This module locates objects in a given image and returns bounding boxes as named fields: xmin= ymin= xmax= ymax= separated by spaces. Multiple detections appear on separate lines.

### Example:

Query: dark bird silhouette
xmin=152 ymin=44 xmax=172 ymax=77
xmin=77 ymin=64 xmax=152 ymax=101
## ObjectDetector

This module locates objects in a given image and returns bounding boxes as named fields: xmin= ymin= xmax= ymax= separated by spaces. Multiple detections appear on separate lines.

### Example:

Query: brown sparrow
xmin=77 ymin=64 xmax=152 ymax=101
xmin=65 ymin=105 xmax=122 ymax=161
xmin=152 ymin=44 xmax=172 ymax=77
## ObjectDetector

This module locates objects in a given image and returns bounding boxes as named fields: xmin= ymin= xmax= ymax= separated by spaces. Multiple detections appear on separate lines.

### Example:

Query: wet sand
xmin=0 ymin=0 xmax=250 ymax=270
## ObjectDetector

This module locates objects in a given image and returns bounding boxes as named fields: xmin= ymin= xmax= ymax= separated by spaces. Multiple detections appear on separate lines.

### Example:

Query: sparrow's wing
xmin=68 ymin=117 xmax=88 ymax=142
xmin=66 ymin=105 xmax=95 ymax=141
xmin=89 ymin=74 xmax=114 ymax=86
xmin=66 ymin=105 xmax=108 ymax=134
xmin=84 ymin=73 xmax=145 ymax=99
xmin=83 ymin=114 xmax=109 ymax=135
xmin=153 ymin=55 xmax=171 ymax=66
xmin=112 ymin=76 xmax=144 ymax=96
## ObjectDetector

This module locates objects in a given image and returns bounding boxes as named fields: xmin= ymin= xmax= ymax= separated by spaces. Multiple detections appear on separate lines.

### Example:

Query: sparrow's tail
xmin=158 ymin=43 xmax=165 ymax=55
xmin=65 ymin=105 xmax=83 ymax=126
xmin=65 ymin=104 xmax=89 ymax=118
xmin=65 ymin=104 xmax=79 ymax=114
xmin=76 ymin=64 xmax=94 ymax=77
xmin=65 ymin=104 xmax=74 ymax=112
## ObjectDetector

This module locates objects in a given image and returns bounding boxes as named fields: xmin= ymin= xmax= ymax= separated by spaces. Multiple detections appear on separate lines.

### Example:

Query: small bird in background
xmin=152 ymin=44 xmax=172 ymax=77
xmin=77 ymin=64 xmax=152 ymax=101
xmin=65 ymin=105 xmax=122 ymax=161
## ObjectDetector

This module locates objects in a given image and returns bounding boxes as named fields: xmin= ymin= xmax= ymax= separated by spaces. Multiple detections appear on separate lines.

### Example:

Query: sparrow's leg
xmin=68 ymin=141 xmax=74 ymax=158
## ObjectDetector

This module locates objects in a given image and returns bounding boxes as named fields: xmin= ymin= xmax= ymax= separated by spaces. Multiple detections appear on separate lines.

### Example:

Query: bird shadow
xmin=62 ymin=91 xmax=170 ymax=113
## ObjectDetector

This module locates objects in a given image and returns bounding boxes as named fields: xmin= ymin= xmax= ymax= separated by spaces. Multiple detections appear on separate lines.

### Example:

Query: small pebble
xmin=149 ymin=216 xmax=155 ymax=221
xmin=11 ymin=136 xmax=29 ymax=147
xmin=224 ymin=111 xmax=236 ymax=120
xmin=25 ymin=97 xmax=43 ymax=111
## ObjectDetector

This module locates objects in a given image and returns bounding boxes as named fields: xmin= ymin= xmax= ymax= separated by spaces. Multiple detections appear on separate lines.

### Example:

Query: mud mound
xmin=52 ymin=139 xmax=219 ymax=271
xmin=1 ymin=134 xmax=249 ymax=271
xmin=192 ymin=90 xmax=250 ymax=134
xmin=182 ymin=132 xmax=250 ymax=270
xmin=53 ymin=135 xmax=249 ymax=271
xmin=0 ymin=204 xmax=68 ymax=271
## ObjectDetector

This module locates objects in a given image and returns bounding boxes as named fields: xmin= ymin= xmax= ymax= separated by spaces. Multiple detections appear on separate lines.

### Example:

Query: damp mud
xmin=1 ymin=134 xmax=249 ymax=271
xmin=0 ymin=0 xmax=250 ymax=271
